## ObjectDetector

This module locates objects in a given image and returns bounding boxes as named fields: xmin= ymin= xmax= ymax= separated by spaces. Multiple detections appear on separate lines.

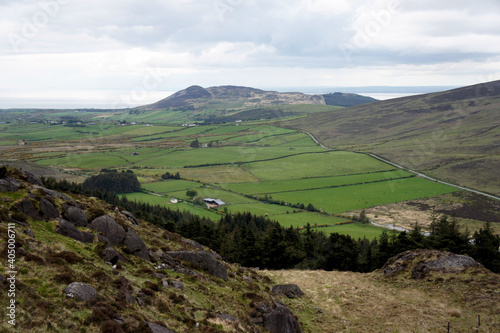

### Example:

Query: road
xmin=302 ymin=131 xmax=500 ymax=201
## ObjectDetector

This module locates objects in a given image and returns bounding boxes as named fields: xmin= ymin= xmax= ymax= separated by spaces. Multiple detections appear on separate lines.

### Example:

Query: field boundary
xmin=301 ymin=130 xmax=500 ymax=201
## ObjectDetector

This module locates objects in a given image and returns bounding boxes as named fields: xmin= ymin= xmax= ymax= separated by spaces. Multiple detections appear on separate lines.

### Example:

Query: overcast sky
xmin=1 ymin=0 xmax=500 ymax=108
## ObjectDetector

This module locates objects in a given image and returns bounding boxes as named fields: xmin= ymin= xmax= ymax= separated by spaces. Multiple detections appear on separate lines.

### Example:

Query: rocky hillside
xmin=266 ymin=249 xmax=499 ymax=332
xmin=0 ymin=167 xmax=304 ymax=333
xmin=286 ymin=79 xmax=500 ymax=195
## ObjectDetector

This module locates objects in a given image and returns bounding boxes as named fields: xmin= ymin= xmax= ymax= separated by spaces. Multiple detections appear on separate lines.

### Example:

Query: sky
xmin=1 ymin=0 xmax=500 ymax=108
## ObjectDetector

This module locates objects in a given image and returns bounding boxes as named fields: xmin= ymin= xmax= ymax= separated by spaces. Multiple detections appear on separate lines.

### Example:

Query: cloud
xmin=1 ymin=0 xmax=500 ymax=103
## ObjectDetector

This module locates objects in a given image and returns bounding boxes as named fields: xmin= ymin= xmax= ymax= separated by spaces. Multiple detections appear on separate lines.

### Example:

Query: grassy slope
xmin=284 ymin=80 xmax=500 ymax=195
xmin=265 ymin=267 xmax=500 ymax=333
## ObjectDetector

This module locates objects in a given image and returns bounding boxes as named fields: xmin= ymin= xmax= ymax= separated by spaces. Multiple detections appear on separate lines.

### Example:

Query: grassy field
xmin=1 ymin=119 xmax=462 ymax=239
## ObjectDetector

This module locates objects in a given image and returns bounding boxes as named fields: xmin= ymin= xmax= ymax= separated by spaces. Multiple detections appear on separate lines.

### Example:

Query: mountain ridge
xmin=283 ymin=79 xmax=500 ymax=195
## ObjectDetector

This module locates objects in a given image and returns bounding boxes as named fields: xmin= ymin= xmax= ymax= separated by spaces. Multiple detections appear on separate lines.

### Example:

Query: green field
xmin=1 ymin=119 xmax=460 ymax=238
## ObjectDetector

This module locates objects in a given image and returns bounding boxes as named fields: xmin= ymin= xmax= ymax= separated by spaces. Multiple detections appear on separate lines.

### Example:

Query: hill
xmin=266 ymin=249 xmax=499 ymax=332
xmin=0 ymin=167 xmax=304 ymax=333
xmin=284 ymin=80 xmax=500 ymax=195
xmin=142 ymin=85 xmax=376 ymax=111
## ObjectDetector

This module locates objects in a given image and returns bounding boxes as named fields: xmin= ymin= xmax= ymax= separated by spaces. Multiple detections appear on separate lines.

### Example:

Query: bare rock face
xmin=64 ymin=206 xmax=88 ymax=227
xmin=250 ymin=301 xmax=302 ymax=333
xmin=124 ymin=229 xmax=150 ymax=261
xmin=272 ymin=284 xmax=304 ymax=298
xmin=121 ymin=210 xmax=139 ymax=225
xmin=101 ymin=247 xmax=127 ymax=265
xmin=33 ymin=185 xmax=73 ymax=202
xmin=0 ymin=177 xmax=21 ymax=192
xmin=167 ymin=250 xmax=228 ymax=281
xmin=381 ymin=249 xmax=484 ymax=279
xmin=15 ymin=198 xmax=42 ymax=220
xmin=91 ymin=215 xmax=125 ymax=246
xmin=56 ymin=219 xmax=94 ymax=243
xmin=40 ymin=198 xmax=60 ymax=220
xmin=63 ymin=282 xmax=97 ymax=301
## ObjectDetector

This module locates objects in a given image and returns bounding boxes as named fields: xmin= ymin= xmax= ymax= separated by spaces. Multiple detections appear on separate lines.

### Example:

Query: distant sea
xmin=0 ymin=86 xmax=455 ymax=109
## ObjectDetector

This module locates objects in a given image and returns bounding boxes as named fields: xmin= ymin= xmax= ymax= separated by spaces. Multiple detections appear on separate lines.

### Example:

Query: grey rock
xmin=124 ymin=229 xmax=150 ymax=261
xmin=21 ymin=171 xmax=43 ymax=186
xmin=63 ymin=282 xmax=97 ymax=301
xmin=243 ymin=275 xmax=253 ymax=283
xmin=180 ymin=237 xmax=204 ymax=250
xmin=263 ymin=302 xmax=302 ymax=333
xmin=15 ymin=198 xmax=42 ymax=221
xmin=90 ymin=215 xmax=125 ymax=246
xmin=171 ymin=280 xmax=184 ymax=291
xmin=40 ymin=198 xmax=59 ymax=220
xmin=0 ymin=177 xmax=21 ymax=192
xmin=145 ymin=321 xmax=176 ymax=333
xmin=101 ymin=247 xmax=126 ymax=265
xmin=121 ymin=210 xmax=139 ymax=225
xmin=64 ymin=206 xmax=88 ymax=227
xmin=33 ymin=185 xmax=73 ymax=202
xmin=272 ymin=284 xmax=305 ymax=298
xmin=219 ymin=313 xmax=238 ymax=322
xmin=23 ymin=229 xmax=35 ymax=238
xmin=161 ymin=279 xmax=169 ymax=288
xmin=167 ymin=251 xmax=228 ymax=281
xmin=56 ymin=219 xmax=94 ymax=243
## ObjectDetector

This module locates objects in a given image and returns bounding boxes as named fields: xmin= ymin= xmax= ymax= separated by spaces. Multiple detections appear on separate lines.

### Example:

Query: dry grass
xmin=263 ymin=269 xmax=500 ymax=333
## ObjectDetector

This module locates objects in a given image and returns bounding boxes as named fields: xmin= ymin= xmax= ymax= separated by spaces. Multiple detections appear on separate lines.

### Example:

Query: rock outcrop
xmin=64 ymin=206 xmax=88 ymax=227
xmin=250 ymin=301 xmax=302 ymax=333
xmin=381 ymin=249 xmax=484 ymax=279
xmin=272 ymin=284 xmax=304 ymax=298
xmin=56 ymin=219 xmax=94 ymax=243
xmin=167 ymin=251 xmax=228 ymax=281
xmin=91 ymin=215 xmax=125 ymax=246
xmin=124 ymin=229 xmax=150 ymax=261
xmin=63 ymin=282 xmax=97 ymax=301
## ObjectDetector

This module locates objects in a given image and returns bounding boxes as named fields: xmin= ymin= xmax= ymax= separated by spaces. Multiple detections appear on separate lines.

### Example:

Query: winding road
xmin=301 ymin=130 xmax=500 ymax=201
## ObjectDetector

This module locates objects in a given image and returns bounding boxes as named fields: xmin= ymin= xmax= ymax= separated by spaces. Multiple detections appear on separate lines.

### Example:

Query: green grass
xmin=269 ymin=176 xmax=458 ymax=213
xmin=313 ymin=223 xmax=388 ymax=239
xmin=142 ymin=179 xmax=202 ymax=193
xmin=220 ymin=169 xmax=412 ymax=195
xmin=244 ymin=151 xmax=395 ymax=181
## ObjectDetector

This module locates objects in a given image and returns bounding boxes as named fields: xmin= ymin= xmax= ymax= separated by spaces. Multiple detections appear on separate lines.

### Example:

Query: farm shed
xmin=203 ymin=198 xmax=226 ymax=207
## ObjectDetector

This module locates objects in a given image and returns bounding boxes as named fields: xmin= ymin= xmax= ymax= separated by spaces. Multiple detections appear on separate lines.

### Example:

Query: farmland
xmin=0 ymin=118 xmax=460 ymax=239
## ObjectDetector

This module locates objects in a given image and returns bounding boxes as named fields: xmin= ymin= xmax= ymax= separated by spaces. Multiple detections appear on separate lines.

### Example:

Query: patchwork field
xmin=0 ymin=119 xmax=460 ymax=238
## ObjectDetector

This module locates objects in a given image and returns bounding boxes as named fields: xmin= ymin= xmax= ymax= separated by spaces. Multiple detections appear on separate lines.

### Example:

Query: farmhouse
xmin=203 ymin=198 xmax=226 ymax=208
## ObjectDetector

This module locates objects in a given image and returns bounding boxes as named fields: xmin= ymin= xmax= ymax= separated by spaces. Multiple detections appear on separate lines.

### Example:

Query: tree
xmin=190 ymin=139 xmax=199 ymax=148
xmin=186 ymin=189 xmax=198 ymax=198
xmin=471 ymin=222 xmax=500 ymax=273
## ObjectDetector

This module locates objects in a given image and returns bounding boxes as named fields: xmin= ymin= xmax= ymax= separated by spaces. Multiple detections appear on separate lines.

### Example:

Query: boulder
xmin=250 ymin=302 xmax=302 ymax=333
xmin=21 ymin=171 xmax=43 ymax=186
xmin=381 ymin=249 xmax=484 ymax=279
xmin=90 ymin=215 xmax=125 ymax=246
xmin=121 ymin=210 xmax=139 ymax=225
xmin=145 ymin=322 xmax=176 ymax=333
xmin=23 ymin=229 xmax=35 ymax=238
xmin=124 ymin=229 xmax=150 ymax=261
xmin=167 ymin=251 xmax=227 ymax=281
xmin=170 ymin=280 xmax=184 ymax=291
xmin=40 ymin=198 xmax=60 ymax=220
xmin=219 ymin=313 xmax=238 ymax=322
xmin=101 ymin=247 xmax=127 ymax=265
xmin=272 ymin=284 xmax=304 ymax=298
xmin=15 ymin=198 xmax=42 ymax=220
xmin=0 ymin=177 xmax=21 ymax=192
xmin=64 ymin=206 xmax=88 ymax=227
xmin=63 ymin=282 xmax=97 ymax=301
xmin=33 ymin=185 xmax=73 ymax=202
xmin=180 ymin=237 xmax=203 ymax=250
xmin=56 ymin=219 xmax=94 ymax=243
xmin=264 ymin=302 xmax=303 ymax=333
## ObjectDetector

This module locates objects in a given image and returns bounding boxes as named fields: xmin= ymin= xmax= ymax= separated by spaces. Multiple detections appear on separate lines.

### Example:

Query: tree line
xmin=42 ymin=176 xmax=500 ymax=273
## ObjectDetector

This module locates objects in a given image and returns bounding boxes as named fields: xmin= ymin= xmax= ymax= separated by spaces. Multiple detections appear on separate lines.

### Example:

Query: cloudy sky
xmin=1 ymin=0 xmax=500 ymax=108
